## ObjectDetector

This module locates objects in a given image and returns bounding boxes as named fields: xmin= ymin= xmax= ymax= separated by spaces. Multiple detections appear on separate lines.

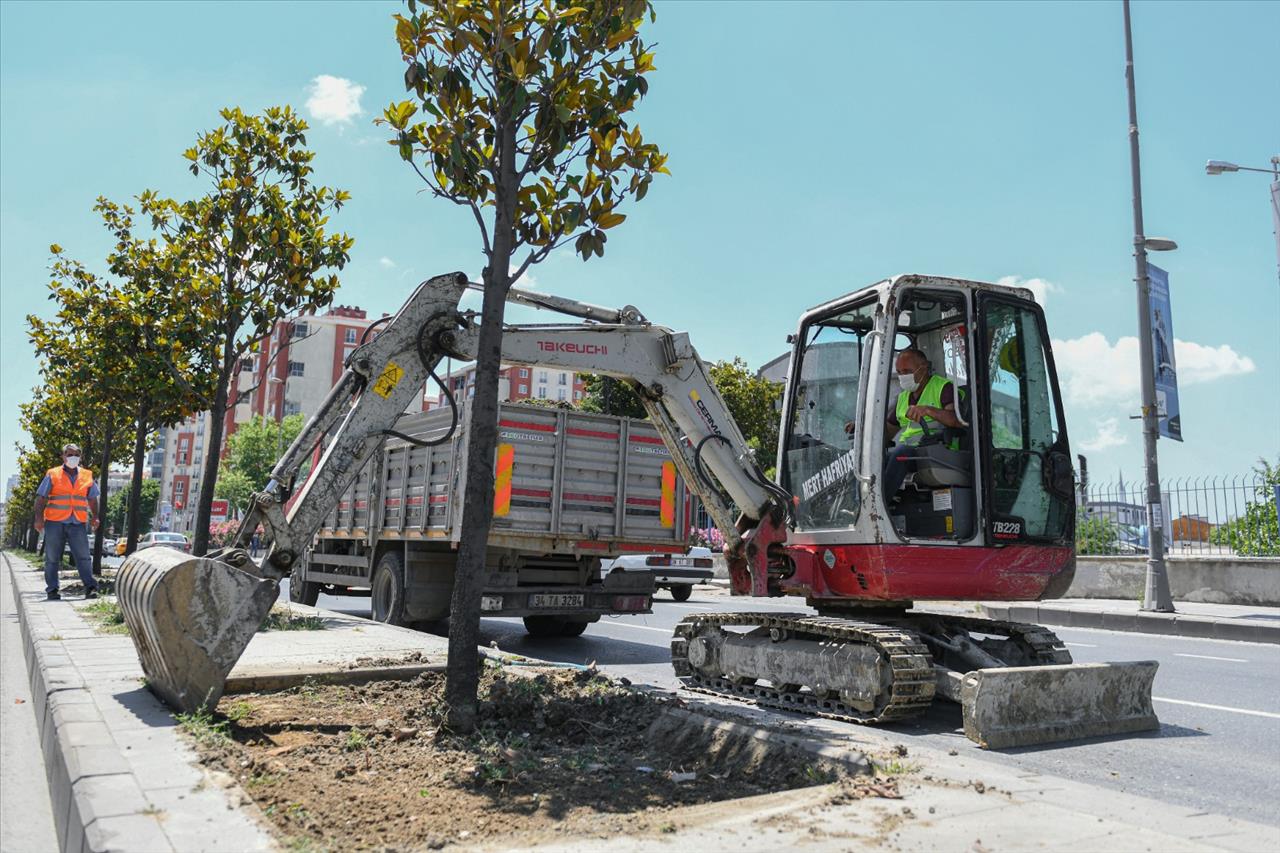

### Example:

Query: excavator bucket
xmin=959 ymin=661 xmax=1160 ymax=749
xmin=116 ymin=547 xmax=278 ymax=714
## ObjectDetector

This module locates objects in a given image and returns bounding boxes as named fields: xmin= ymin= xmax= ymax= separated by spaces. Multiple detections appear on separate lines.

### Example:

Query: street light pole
xmin=1206 ymin=157 xmax=1280 ymax=286
xmin=1123 ymin=0 xmax=1174 ymax=612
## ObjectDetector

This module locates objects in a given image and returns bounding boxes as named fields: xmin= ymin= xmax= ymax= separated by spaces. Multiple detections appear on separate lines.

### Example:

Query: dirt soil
xmin=193 ymin=665 xmax=878 ymax=850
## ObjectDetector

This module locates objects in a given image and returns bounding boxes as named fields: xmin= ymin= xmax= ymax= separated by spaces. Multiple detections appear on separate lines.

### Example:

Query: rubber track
xmin=905 ymin=613 xmax=1073 ymax=665
xmin=671 ymin=612 xmax=936 ymax=725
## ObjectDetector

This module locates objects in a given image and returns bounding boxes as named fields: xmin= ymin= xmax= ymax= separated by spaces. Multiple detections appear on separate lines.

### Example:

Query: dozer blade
xmin=117 ymin=547 xmax=278 ymax=714
xmin=959 ymin=661 xmax=1159 ymax=750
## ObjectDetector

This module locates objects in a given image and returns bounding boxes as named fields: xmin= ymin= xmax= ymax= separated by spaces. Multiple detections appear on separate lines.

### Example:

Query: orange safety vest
xmin=44 ymin=466 xmax=93 ymax=523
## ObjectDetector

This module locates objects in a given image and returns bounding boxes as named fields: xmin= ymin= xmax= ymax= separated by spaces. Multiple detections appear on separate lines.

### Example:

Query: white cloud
xmin=378 ymin=257 xmax=396 ymax=269
xmin=305 ymin=75 xmax=365 ymax=126
xmin=513 ymin=269 xmax=537 ymax=289
xmin=996 ymin=275 xmax=1061 ymax=306
xmin=1052 ymin=333 xmax=1255 ymax=408
xmin=1078 ymin=417 xmax=1128 ymax=452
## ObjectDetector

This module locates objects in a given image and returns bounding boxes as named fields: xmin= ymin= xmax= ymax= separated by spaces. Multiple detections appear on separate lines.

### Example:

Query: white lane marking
xmin=602 ymin=622 xmax=675 ymax=635
xmin=1173 ymin=653 xmax=1247 ymax=663
xmin=1152 ymin=696 xmax=1280 ymax=719
xmin=1065 ymin=642 xmax=1097 ymax=648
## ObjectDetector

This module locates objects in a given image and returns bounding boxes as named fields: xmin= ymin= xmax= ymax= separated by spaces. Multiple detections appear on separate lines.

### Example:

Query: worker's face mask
xmin=896 ymin=373 xmax=919 ymax=393
xmin=64 ymin=455 xmax=81 ymax=468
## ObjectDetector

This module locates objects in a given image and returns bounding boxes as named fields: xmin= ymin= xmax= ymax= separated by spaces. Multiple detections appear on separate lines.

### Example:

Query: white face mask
xmin=897 ymin=373 xmax=919 ymax=393
xmin=64 ymin=456 xmax=81 ymax=468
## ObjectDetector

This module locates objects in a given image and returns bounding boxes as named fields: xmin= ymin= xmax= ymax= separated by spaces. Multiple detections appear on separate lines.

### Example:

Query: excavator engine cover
xmin=117 ymin=548 xmax=278 ymax=714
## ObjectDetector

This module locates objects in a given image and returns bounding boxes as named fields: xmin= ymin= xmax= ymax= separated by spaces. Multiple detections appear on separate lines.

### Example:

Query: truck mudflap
xmin=117 ymin=548 xmax=278 ymax=714
xmin=957 ymin=660 xmax=1160 ymax=749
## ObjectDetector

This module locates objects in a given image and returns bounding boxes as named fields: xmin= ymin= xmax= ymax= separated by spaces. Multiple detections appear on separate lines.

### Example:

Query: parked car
xmin=601 ymin=546 xmax=715 ymax=602
xmin=100 ymin=537 xmax=116 ymax=555
xmin=136 ymin=532 xmax=191 ymax=554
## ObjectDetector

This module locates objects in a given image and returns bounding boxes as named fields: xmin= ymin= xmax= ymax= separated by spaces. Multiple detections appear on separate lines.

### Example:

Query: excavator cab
xmin=778 ymin=275 xmax=1078 ymax=602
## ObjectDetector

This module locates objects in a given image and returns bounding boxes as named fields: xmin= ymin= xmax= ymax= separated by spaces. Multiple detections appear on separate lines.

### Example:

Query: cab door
xmin=974 ymin=295 xmax=1074 ymax=545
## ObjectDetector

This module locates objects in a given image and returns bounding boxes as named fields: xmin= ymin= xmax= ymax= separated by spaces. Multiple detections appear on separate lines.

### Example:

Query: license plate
xmin=529 ymin=593 xmax=584 ymax=608
xmin=669 ymin=557 xmax=694 ymax=567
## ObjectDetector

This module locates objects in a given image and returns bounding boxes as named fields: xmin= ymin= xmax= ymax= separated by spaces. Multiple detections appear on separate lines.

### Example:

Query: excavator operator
xmin=882 ymin=348 xmax=963 ymax=501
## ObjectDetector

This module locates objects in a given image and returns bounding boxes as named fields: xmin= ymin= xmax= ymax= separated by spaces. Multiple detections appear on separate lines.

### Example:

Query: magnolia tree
xmin=383 ymin=0 xmax=667 ymax=730
xmin=144 ymin=107 xmax=353 ymax=554
xmin=32 ymin=199 xmax=206 ymax=555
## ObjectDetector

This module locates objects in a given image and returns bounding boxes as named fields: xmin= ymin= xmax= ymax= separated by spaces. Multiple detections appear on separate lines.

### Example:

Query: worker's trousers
xmin=43 ymin=521 xmax=96 ymax=595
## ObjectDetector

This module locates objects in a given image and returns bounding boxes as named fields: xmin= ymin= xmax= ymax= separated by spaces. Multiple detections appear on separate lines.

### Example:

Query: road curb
xmin=981 ymin=602 xmax=1280 ymax=644
xmin=3 ymin=551 xmax=273 ymax=853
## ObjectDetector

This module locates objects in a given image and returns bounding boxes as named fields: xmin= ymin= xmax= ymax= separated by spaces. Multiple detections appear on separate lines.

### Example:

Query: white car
xmin=601 ymin=546 xmax=715 ymax=602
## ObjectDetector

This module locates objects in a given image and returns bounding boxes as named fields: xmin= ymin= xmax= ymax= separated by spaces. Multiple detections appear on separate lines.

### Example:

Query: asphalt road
xmin=296 ymin=582 xmax=1280 ymax=825
xmin=1 ymin=561 xmax=59 ymax=852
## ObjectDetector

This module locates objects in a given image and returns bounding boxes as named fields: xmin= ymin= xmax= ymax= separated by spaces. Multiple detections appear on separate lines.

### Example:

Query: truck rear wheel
xmin=371 ymin=552 xmax=408 ymax=627
xmin=288 ymin=574 xmax=321 ymax=607
xmin=670 ymin=584 xmax=693 ymax=602
xmin=558 ymin=620 xmax=589 ymax=637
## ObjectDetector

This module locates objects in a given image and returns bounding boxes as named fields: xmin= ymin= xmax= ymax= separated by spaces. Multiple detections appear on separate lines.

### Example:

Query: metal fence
xmin=1078 ymin=473 xmax=1278 ymax=557
xmin=689 ymin=474 xmax=1278 ymax=558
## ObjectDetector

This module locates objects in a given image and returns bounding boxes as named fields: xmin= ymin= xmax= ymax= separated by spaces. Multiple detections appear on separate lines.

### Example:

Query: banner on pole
xmin=1147 ymin=264 xmax=1181 ymax=441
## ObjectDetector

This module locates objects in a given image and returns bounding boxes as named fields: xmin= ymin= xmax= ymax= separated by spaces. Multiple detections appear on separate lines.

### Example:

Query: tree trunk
xmin=445 ymin=120 xmax=519 ymax=733
xmin=93 ymin=427 xmax=113 ymax=576
xmin=192 ymin=359 xmax=233 ymax=556
xmin=125 ymin=401 xmax=151 ymax=553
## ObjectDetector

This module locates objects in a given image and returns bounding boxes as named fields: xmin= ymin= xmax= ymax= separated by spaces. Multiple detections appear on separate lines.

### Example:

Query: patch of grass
xmin=259 ymin=606 xmax=325 ymax=632
xmin=175 ymin=706 xmax=231 ymax=748
xmin=871 ymin=758 xmax=920 ymax=777
xmin=343 ymin=729 xmax=367 ymax=752
xmin=224 ymin=700 xmax=254 ymax=722
xmin=246 ymin=772 xmax=281 ymax=790
xmin=803 ymin=764 xmax=838 ymax=785
xmin=81 ymin=598 xmax=129 ymax=635
xmin=284 ymin=834 xmax=325 ymax=853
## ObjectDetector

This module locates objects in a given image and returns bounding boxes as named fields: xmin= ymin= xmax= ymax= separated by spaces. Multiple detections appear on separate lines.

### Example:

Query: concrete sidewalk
xmin=6 ymin=549 xmax=1276 ymax=852
xmin=982 ymin=598 xmax=1280 ymax=644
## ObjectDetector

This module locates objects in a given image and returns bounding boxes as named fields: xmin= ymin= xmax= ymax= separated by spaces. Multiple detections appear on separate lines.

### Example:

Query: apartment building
xmin=157 ymin=305 xmax=380 ymax=532
xmin=425 ymin=362 xmax=587 ymax=409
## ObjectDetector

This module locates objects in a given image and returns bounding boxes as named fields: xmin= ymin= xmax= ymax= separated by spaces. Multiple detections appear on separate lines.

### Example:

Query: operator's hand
xmin=90 ymin=517 xmax=99 ymax=531
xmin=843 ymin=420 xmax=856 ymax=437
xmin=34 ymin=518 xmax=44 ymax=533
xmin=905 ymin=405 xmax=933 ymax=422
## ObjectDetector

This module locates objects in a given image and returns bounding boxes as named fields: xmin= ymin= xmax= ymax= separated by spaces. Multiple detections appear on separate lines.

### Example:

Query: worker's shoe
xmin=84 ymin=589 xmax=99 ymax=600
xmin=46 ymin=591 xmax=61 ymax=601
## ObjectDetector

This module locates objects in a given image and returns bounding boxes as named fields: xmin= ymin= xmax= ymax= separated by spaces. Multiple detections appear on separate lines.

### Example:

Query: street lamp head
xmin=1205 ymin=160 xmax=1239 ymax=175
xmin=1143 ymin=237 xmax=1178 ymax=252
xmin=267 ymin=376 xmax=284 ymax=385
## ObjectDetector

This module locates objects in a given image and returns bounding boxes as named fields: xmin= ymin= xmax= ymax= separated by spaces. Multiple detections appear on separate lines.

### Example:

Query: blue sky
xmin=2 ymin=0 xmax=1277 ymax=491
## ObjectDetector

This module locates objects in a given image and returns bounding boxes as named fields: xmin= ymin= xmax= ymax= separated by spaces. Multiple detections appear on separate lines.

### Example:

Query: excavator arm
xmin=118 ymin=272 xmax=789 ymax=712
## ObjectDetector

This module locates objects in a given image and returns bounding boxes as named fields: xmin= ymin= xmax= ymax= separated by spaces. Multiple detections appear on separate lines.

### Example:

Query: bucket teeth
xmin=117 ymin=548 xmax=278 ymax=714
xmin=960 ymin=661 xmax=1160 ymax=750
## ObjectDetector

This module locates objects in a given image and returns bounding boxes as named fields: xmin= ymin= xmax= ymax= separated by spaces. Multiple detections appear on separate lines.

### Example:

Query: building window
xmin=454 ymin=377 xmax=465 ymax=390
xmin=558 ymin=373 xmax=567 ymax=385
xmin=283 ymin=401 xmax=301 ymax=417
xmin=538 ymin=370 xmax=548 ymax=383
xmin=345 ymin=328 xmax=357 ymax=344
xmin=292 ymin=321 xmax=309 ymax=339
xmin=537 ymin=386 xmax=547 ymax=399
xmin=239 ymin=359 xmax=254 ymax=373
xmin=236 ymin=390 xmax=251 ymax=404
xmin=557 ymin=387 xmax=567 ymax=400
xmin=519 ymin=368 xmax=529 ymax=378
xmin=288 ymin=361 xmax=305 ymax=377
xmin=575 ymin=390 xmax=582 ymax=401
xmin=518 ymin=384 xmax=527 ymax=394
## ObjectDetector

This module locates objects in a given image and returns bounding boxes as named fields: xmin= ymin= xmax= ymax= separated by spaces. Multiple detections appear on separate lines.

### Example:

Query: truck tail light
xmin=692 ymin=558 xmax=712 ymax=568
xmin=611 ymin=595 xmax=650 ymax=612
xmin=646 ymin=556 xmax=671 ymax=567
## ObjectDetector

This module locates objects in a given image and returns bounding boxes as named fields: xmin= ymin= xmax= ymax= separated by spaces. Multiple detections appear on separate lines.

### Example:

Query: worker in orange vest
xmin=33 ymin=443 xmax=100 ymax=601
